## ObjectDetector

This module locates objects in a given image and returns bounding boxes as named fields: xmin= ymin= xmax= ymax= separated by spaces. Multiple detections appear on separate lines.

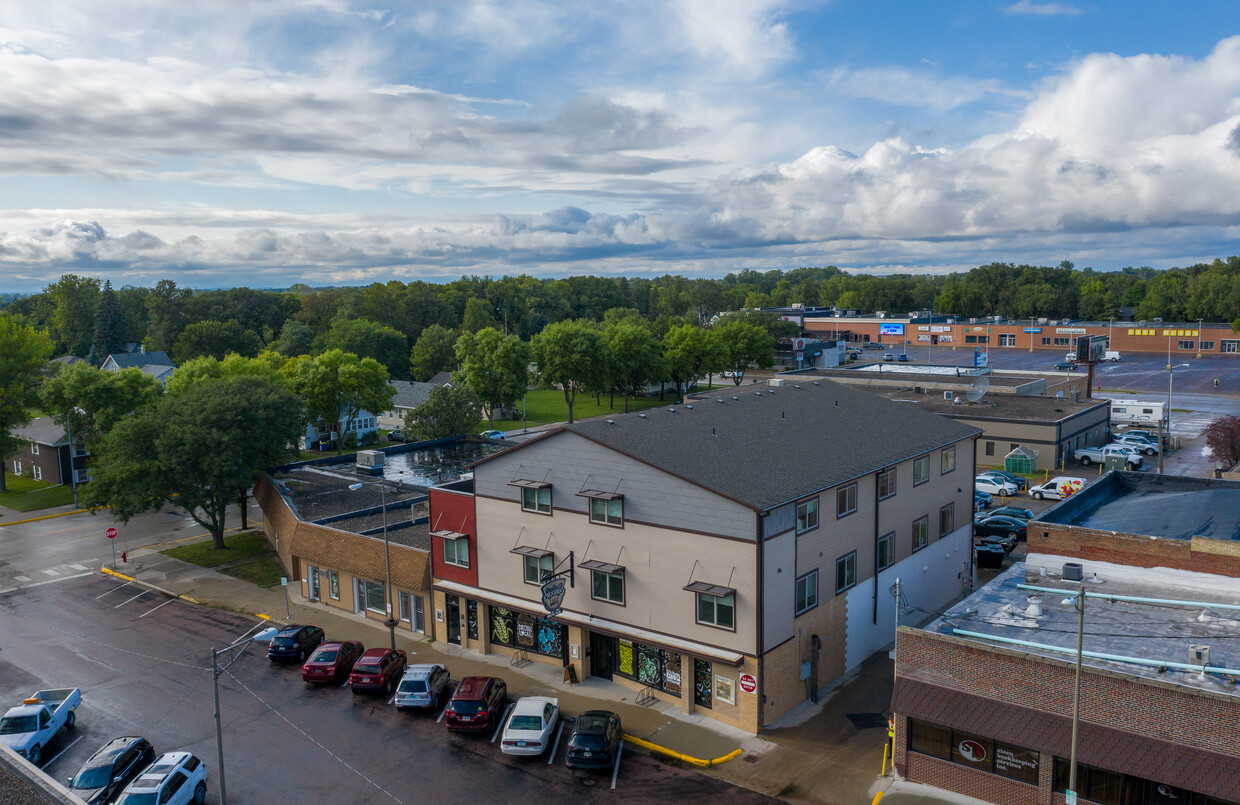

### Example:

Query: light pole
xmin=1062 ymin=585 xmax=1086 ymax=805
xmin=1160 ymin=363 xmax=1190 ymax=474
xmin=349 ymin=480 xmax=398 ymax=650
xmin=496 ymin=307 xmax=507 ymax=336
xmin=1107 ymin=317 xmax=1113 ymax=351
xmin=1197 ymin=319 xmax=1203 ymax=358
xmin=212 ymin=625 xmax=278 ymax=805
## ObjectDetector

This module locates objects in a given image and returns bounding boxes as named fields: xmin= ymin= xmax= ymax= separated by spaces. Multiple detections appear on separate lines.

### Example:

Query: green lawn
xmin=162 ymin=531 xmax=271 ymax=567
xmin=0 ymin=476 xmax=77 ymax=512
xmin=502 ymin=389 xmax=676 ymax=426
xmin=221 ymin=556 xmax=285 ymax=589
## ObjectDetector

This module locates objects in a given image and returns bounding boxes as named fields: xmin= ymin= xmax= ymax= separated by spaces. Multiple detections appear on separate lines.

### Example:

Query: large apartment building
xmin=429 ymin=379 xmax=980 ymax=732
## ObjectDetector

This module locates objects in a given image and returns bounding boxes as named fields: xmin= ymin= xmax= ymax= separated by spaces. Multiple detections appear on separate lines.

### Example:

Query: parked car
xmin=1053 ymin=361 xmax=1078 ymax=371
xmin=975 ymin=476 xmax=1018 ymax=496
xmin=976 ymin=532 xmax=1018 ymax=555
xmin=1029 ymin=476 xmax=1086 ymax=501
xmin=1074 ymin=444 xmax=1142 ymax=469
xmin=1113 ymin=433 xmax=1159 ymax=455
xmin=0 ymin=688 xmax=81 ymax=764
xmin=565 ymin=710 xmax=622 ymax=771
xmin=974 ymin=490 xmax=992 ymax=512
xmin=395 ymin=664 xmax=451 ymax=710
xmin=302 ymin=640 xmax=364 ymax=684
xmin=267 ymin=625 xmax=325 ymax=663
xmin=897 ymin=353 xmax=909 ymax=362
xmin=445 ymin=676 xmax=508 ymax=733
xmin=387 ymin=429 xmax=405 ymax=442
xmin=974 ymin=515 xmax=1028 ymax=546
xmin=977 ymin=470 xmax=1028 ymax=492
xmin=883 ymin=353 xmax=894 ymax=361
xmin=66 ymin=736 xmax=155 ymax=804
xmin=863 ymin=342 xmax=884 ymax=350
xmin=500 ymin=696 xmax=560 ymax=756
xmin=479 ymin=430 xmax=507 ymax=440
xmin=114 ymin=751 xmax=207 ymax=805
xmin=349 ymin=648 xmax=407 ymax=695
xmin=988 ymin=506 xmax=1035 ymax=522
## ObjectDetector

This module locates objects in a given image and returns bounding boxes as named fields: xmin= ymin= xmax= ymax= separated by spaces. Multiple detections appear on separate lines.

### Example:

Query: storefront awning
xmin=683 ymin=581 xmax=736 ymax=598
xmin=509 ymin=546 xmax=552 ymax=558
xmin=433 ymin=579 xmax=746 ymax=666
xmin=579 ymin=559 xmax=625 ymax=574
xmin=430 ymin=529 xmax=467 ymax=541
xmin=577 ymin=489 xmax=623 ymax=500
xmin=508 ymin=479 xmax=551 ymax=489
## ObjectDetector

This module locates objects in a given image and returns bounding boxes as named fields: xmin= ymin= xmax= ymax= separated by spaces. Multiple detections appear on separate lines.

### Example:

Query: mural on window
xmin=614 ymin=639 xmax=681 ymax=695
xmin=694 ymin=659 xmax=713 ymax=709
xmin=466 ymin=600 xmax=478 ymax=640
xmin=488 ymin=606 xmax=565 ymax=660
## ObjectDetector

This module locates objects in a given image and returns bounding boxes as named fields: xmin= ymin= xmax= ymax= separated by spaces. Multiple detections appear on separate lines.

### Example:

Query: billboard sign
xmin=1075 ymin=334 xmax=1107 ymax=363
xmin=974 ymin=348 xmax=988 ymax=368
xmin=879 ymin=323 xmax=905 ymax=336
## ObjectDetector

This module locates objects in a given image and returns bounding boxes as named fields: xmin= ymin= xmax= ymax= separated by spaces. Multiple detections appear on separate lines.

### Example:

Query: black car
xmin=268 ymin=625 xmax=325 ymax=662
xmin=974 ymin=515 xmax=1028 ymax=548
xmin=988 ymin=506 xmax=1035 ymax=522
xmin=565 ymin=710 xmax=622 ymax=771
xmin=1053 ymin=361 xmax=1077 ymax=371
xmin=66 ymin=736 xmax=155 ymax=804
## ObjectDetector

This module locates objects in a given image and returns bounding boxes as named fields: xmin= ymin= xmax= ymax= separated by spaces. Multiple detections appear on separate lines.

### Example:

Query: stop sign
xmin=105 ymin=527 xmax=118 ymax=540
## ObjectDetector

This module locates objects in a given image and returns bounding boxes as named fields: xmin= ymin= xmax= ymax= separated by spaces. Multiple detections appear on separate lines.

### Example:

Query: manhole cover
xmin=743 ymin=754 xmax=762 ymax=764
xmin=846 ymin=712 xmax=887 ymax=729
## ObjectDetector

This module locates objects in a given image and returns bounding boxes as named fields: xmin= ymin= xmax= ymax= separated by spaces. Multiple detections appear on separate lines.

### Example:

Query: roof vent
xmin=1190 ymin=644 xmax=1210 ymax=667
xmin=768 ymin=378 xmax=784 ymax=388
xmin=794 ymin=384 xmax=801 ymax=389
xmin=1063 ymin=562 xmax=1084 ymax=581
xmin=1024 ymin=597 xmax=1043 ymax=618
xmin=606 ymin=419 xmax=614 ymax=425
xmin=834 ymin=400 xmax=839 ymax=408
xmin=717 ymin=398 xmax=725 ymax=404
xmin=639 ymin=413 xmax=647 ymax=419
xmin=668 ymin=407 xmax=677 ymax=413
xmin=754 ymin=391 xmax=763 ymax=396
xmin=731 ymin=395 xmax=738 ymax=401
xmin=812 ymin=381 xmax=820 ymax=386
xmin=712 ymin=427 xmax=717 ymax=438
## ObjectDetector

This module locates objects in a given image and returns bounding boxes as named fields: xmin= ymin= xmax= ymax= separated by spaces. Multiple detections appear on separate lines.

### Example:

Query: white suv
xmin=116 ymin=751 xmax=208 ymax=805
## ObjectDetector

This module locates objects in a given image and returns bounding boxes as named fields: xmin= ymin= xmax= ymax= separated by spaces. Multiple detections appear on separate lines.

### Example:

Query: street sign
xmin=105 ymin=527 xmax=118 ymax=540
xmin=281 ymin=577 xmax=288 ymax=587
xmin=739 ymin=673 xmax=757 ymax=693
xmin=1066 ymin=790 xmax=1077 ymax=805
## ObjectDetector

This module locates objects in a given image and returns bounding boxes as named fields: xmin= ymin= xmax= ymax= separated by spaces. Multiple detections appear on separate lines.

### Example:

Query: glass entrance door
xmin=445 ymin=595 xmax=461 ymax=644
xmin=589 ymin=632 xmax=613 ymax=680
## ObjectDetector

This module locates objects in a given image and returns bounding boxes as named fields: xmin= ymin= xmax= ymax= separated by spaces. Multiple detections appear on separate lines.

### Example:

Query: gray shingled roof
xmin=388 ymin=380 xmax=437 ymax=410
xmin=11 ymin=417 xmax=66 ymax=446
xmin=564 ymin=379 xmax=981 ymax=511
xmin=105 ymin=350 xmax=174 ymax=369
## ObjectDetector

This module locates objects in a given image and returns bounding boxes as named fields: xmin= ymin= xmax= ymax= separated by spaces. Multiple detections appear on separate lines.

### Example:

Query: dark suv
xmin=445 ymin=676 xmax=507 ymax=732
xmin=66 ymin=736 xmax=156 ymax=804
xmin=565 ymin=710 xmax=622 ymax=771
xmin=267 ymin=625 xmax=325 ymax=663
xmin=349 ymin=648 xmax=408 ymax=695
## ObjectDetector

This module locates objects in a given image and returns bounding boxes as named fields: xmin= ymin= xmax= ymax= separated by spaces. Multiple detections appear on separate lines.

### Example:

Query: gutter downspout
xmin=755 ymin=510 xmax=766 ymax=730
xmin=874 ymin=468 xmax=884 ymax=624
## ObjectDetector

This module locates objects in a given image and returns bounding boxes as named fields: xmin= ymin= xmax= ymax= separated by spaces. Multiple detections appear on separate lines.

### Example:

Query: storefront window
xmin=1052 ymin=758 xmax=1238 ymax=805
xmin=613 ymin=638 xmax=682 ymax=696
xmin=488 ymin=606 xmax=564 ymax=659
xmin=908 ymin=719 xmax=1038 ymax=787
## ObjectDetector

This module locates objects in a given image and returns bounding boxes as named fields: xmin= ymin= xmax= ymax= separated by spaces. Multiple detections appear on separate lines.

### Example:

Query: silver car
xmin=394 ymin=664 xmax=451 ymax=710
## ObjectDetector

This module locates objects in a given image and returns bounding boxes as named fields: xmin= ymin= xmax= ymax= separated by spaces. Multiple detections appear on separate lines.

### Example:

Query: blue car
xmin=974 ymin=490 xmax=992 ymax=512
xmin=267 ymin=625 xmax=325 ymax=663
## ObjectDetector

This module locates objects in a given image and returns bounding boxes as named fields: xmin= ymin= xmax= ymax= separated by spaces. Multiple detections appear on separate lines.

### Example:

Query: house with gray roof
xmin=7 ymin=417 xmax=83 ymax=488
xmin=378 ymin=380 xmax=441 ymax=430
xmin=426 ymin=377 xmax=982 ymax=732
xmin=101 ymin=348 xmax=176 ymax=386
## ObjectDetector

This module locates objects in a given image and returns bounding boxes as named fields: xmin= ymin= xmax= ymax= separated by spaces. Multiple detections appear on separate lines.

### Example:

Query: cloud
xmin=1005 ymin=1 xmax=1082 ymax=16
xmin=826 ymin=66 xmax=1020 ymax=111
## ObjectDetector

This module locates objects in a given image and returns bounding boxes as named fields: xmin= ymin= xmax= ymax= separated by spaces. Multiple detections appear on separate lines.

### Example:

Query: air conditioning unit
xmin=1190 ymin=645 xmax=1210 ymax=666
xmin=1063 ymin=562 xmax=1084 ymax=581
xmin=768 ymin=378 xmax=785 ymax=387
xmin=943 ymin=391 xmax=954 ymax=400
xmin=356 ymin=449 xmax=385 ymax=475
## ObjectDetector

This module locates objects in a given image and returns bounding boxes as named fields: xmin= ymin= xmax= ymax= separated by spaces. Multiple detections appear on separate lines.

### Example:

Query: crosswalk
xmin=1 ymin=562 xmax=101 ymax=594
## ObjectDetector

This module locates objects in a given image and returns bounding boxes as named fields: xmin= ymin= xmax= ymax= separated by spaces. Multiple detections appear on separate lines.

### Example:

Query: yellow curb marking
xmin=100 ymin=566 xmax=135 ymax=582
xmin=872 ymin=793 xmax=884 ymax=805
xmin=0 ymin=507 xmax=102 ymax=527
xmin=621 ymin=733 xmax=742 ymax=767
xmin=255 ymin=613 xmax=271 ymax=620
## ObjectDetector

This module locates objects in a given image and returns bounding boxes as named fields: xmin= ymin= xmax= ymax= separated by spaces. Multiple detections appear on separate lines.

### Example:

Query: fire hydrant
xmin=121 ymin=551 xmax=128 ymax=563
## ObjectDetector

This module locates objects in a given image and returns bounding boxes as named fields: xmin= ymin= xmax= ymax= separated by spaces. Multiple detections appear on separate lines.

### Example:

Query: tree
xmin=164 ymin=353 xmax=290 ymax=395
xmin=607 ymin=323 xmax=663 ymax=412
xmin=0 ymin=317 xmax=53 ymax=493
xmin=145 ymin=279 xmax=192 ymax=352
xmin=531 ymin=320 xmax=608 ymax=424
xmin=410 ymin=324 xmax=458 ymax=381
xmin=662 ymin=324 xmax=725 ymax=397
xmin=453 ymin=328 xmax=530 ymax=428
xmin=1204 ymin=415 xmax=1240 ymax=469
xmin=404 ymin=384 xmax=483 ymax=441
xmin=462 ymin=297 xmax=497 ymax=333
xmin=716 ymin=320 xmax=775 ymax=385
xmin=173 ymin=320 xmax=262 ymax=363
xmin=315 ymin=318 xmax=409 ymax=379
xmin=47 ymin=274 xmax=101 ymax=357
xmin=287 ymin=349 xmax=395 ymax=454
xmin=41 ymin=363 xmax=163 ymax=451
xmin=272 ymin=320 xmax=314 ymax=357
xmin=83 ymin=375 xmax=303 ymax=550
xmin=93 ymin=280 xmax=128 ymax=358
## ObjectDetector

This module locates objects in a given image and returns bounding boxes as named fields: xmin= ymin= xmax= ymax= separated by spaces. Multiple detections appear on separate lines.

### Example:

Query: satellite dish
xmin=966 ymin=375 xmax=990 ymax=403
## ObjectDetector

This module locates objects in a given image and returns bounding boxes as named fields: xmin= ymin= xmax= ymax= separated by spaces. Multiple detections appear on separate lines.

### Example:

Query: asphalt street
xmin=0 ymin=573 xmax=775 ymax=805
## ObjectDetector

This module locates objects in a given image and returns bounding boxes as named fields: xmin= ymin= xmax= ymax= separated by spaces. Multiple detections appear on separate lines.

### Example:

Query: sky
xmin=1 ymin=0 xmax=1239 ymax=292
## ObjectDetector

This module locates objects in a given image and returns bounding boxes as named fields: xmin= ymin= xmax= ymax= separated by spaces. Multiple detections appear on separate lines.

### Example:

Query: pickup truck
xmin=0 ymin=688 xmax=81 ymax=764
xmin=1074 ymin=444 xmax=1143 ymax=469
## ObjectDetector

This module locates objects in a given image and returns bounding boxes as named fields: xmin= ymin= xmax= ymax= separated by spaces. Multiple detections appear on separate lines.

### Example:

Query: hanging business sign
xmin=540 ymin=576 xmax=567 ymax=617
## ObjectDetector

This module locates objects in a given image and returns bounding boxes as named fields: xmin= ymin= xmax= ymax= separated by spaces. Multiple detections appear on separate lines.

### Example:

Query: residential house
xmin=101 ymin=347 xmax=177 ymax=386
xmin=378 ymin=380 xmax=440 ymax=430
xmin=7 ymin=417 xmax=82 ymax=486
xmin=302 ymin=407 xmax=379 ymax=450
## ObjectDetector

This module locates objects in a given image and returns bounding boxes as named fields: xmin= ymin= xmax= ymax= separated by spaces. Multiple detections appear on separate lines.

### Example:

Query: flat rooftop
xmin=810 ymin=365 xmax=1036 ymax=386
xmin=880 ymin=389 xmax=1106 ymax=422
xmin=1038 ymin=471 xmax=1240 ymax=541
xmin=926 ymin=562 xmax=1240 ymax=699
xmin=270 ymin=465 xmax=430 ymax=549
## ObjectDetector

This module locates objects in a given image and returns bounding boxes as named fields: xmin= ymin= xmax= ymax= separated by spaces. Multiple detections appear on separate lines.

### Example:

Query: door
xmin=589 ymin=632 xmax=613 ymax=680
xmin=307 ymin=565 xmax=319 ymax=599
xmin=693 ymin=659 xmax=712 ymax=709
xmin=445 ymin=595 xmax=461 ymax=645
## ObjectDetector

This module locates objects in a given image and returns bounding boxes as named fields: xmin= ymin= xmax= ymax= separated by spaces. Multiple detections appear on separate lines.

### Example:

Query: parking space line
xmin=41 ymin=568 xmax=61 ymax=576
xmin=547 ymin=723 xmax=564 ymax=765
xmin=96 ymin=581 xmax=132 ymax=599
xmin=435 ymin=702 xmax=449 ymax=723
xmin=492 ymin=703 xmax=514 ymax=743
xmin=139 ymin=598 xmax=175 ymax=618
xmin=611 ymin=742 xmax=622 ymax=790
xmin=14 ymin=576 xmax=30 ymax=583
xmin=114 ymin=590 xmax=151 ymax=608
xmin=69 ymin=564 xmax=87 ymax=571
xmin=41 ymin=735 xmax=83 ymax=770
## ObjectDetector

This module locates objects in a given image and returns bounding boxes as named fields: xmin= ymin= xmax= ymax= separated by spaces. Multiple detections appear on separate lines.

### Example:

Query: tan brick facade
xmin=1033 ymin=520 xmax=1240 ymax=577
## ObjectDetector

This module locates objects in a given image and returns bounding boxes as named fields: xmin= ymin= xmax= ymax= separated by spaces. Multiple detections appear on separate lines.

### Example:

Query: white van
xmin=1109 ymin=399 xmax=1165 ymax=426
xmin=1102 ymin=350 xmax=1121 ymax=362
xmin=1029 ymin=476 xmax=1086 ymax=501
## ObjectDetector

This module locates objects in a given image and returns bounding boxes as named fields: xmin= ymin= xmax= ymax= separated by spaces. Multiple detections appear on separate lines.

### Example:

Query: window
xmin=307 ymin=565 xmax=319 ymax=599
xmin=877 ymin=533 xmax=894 ymax=570
xmin=443 ymin=537 xmax=469 ymax=568
xmin=1178 ymin=340 xmax=1195 ymax=350
xmin=12 ymin=460 xmax=20 ymax=474
xmin=714 ymin=676 xmax=736 ymax=705
xmin=796 ymin=498 xmax=819 ymax=533
xmin=30 ymin=443 xmax=38 ymax=456
xmin=1053 ymin=337 xmax=1070 ymax=346
xmin=912 ymin=516 xmax=929 ymax=552
xmin=913 ymin=455 xmax=929 ymax=485
xmin=591 ymin=569 xmax=625 ymax=604
xmin=795 ymin=570 xmax=818 ymax=614
xmin=835 ymin=552 xmax=856 ymax=594
xmin=589 ymin=497 xmax=623 ymax=526
xmin=1200 ymin=340 xmax=1215 ymax=351
xmin=399 ymin=591 xmax=411 ymax=622
xmin=522 ymin=486 xmax=551 ymax=514
xmin=328 ymin=570 xmax=339 ymax=600
xmin=939 ymin=503 xmax=955 ymax=536
xmin=941 ymin=446 xmax=956 ymax=474
xmin=1041 ymin=337 xmax=1051 ymax=346
xmin=878 ymin=469 xmax=896 ymax=500
xmin=524 ymin=553 xmax=553 ymax=584
xmin=985 ymin=441 xmax=995 ymax=456
xmin=836 ymin=483 xmax=857 ymax=518
xmin=32 ymin=465 xmax=41 ymax=481
xmin=696 ymin=591 xmax=735 ymax=629
xmin=910 ymin=719 xmax=1040 ymax=787
xmin=361 ymin=579 xmax=385 ymax=614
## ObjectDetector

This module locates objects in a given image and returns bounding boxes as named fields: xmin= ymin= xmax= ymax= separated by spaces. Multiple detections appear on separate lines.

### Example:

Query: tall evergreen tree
xmin=93 ymin=280 xmax=128 ymax=358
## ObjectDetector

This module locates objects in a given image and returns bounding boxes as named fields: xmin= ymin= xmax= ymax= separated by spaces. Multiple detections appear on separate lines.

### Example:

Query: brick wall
xmin=1033 ymin=521 xmax=1240 ymax=577
xmin=904 ymin=753 xmax=1043 ymax=805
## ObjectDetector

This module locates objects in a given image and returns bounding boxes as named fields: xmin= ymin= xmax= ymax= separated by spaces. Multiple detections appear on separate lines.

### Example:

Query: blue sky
xmin=1 ymin=0 xmax=1239 ymax=291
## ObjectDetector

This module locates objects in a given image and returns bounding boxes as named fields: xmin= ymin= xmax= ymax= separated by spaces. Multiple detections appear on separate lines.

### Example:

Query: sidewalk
xmin=110 ymin=538 xmax=919 ymax=804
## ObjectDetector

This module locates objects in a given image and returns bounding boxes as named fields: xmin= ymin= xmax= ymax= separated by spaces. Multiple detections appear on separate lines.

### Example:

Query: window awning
xmin=577 ymin=489 xmax=623 ymax=500
xmin=430 ymin=529 xmax=468 ymax=541
xmin=510 ymin=546 xmax=552 ymax=558
xmin=579 ymin=559 xmax=625 ymax=574
xmin=508 ymin=479 xmax=551 ymax=489
xmin=683 ymin=581 xmax=736 ymax=598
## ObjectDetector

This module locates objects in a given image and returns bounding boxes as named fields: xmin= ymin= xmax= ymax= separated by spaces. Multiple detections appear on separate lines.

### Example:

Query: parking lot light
xmin=213 ymin=625 xmax=278 ymax=805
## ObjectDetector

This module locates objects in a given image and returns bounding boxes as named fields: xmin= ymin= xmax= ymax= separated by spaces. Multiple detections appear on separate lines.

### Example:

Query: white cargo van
xmin=1109 ymin=399 xmax=1165 ymax=426
xmin=1102 ymin=350 xmax=1121 ymax=362
xmin=1029 ymin=476 xmax=1086 ymax=501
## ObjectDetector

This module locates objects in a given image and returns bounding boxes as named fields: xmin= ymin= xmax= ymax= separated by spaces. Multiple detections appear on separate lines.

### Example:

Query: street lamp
xmin=496 ymin=307 xmax=508 ymax=336
xmin=349 ymin=481 xmax=398 ymax=650
xmin=1062 ymin=586 xmax=1086 ymax=805
xmin=212 ymin=625 xmax=279 ymax=805
xmin=65 ymin=406 xmax=85 ymax=508
xmin=1160 ymin=363 xmax=1190 ymax=474
xmin=1197 ymin=319 xmax=1203 ymax=359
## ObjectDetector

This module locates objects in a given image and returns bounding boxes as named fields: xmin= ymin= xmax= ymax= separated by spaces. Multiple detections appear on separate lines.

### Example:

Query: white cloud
xmin=1005 ymin=1 xmax=1082 ymax=16
xmin=826 ymin=65 xmax=1022 ymax=111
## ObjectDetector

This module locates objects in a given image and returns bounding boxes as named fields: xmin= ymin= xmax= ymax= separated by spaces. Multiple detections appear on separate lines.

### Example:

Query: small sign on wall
xmin=715 ymin=676 xmax=736 ymax=706
xmin=436 ymin=609 xmax=444 ymax=622
xmin=570 ymin=644 xmax=579 ymax=659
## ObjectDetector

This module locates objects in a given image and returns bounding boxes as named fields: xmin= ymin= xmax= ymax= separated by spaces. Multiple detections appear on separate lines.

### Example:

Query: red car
xmin=349 ymin=647 xmax=407 ymax=695
xmin=301 ymin=641 xmax=364 ymax=684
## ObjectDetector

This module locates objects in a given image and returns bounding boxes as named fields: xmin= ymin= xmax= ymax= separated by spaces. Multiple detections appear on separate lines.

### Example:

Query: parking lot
xmin=0 ymin=574 xmax=775 ymax=804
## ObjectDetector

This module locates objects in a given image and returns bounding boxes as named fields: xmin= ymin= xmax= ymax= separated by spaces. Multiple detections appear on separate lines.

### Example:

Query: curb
xmin=99 ymin=564 xmax=274 ymax=615
xmin=621 ymin=733 xmax=743 ymax=767
xmin=0 ymin=507 xmax=103 ymax=527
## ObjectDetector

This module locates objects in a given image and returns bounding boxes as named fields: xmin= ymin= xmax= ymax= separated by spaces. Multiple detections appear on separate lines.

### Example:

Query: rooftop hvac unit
xmin=356 ymin=449 xmax=385 ymax=475
xmin=1190 ymin=645 xmax=1209 ymax=666
xmin=768 ymin=378 xmax=785 ymax=387
xmin=1063 ymin=562 xmax=1084 ymax=581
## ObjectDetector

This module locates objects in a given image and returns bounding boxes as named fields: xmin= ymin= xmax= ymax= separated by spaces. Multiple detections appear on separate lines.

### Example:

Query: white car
xmin=1113 ymin=434 xmax=1159 ymax=456
xmin=974 ymin=476 xmax=1018 ymax=496
xmin=500 ymin=696 xmax=560 ymax=756
xmin=479 ymin=430 xmax=507 ymax=440
xmin=115 ymin=751 xmax=207 ymax=805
